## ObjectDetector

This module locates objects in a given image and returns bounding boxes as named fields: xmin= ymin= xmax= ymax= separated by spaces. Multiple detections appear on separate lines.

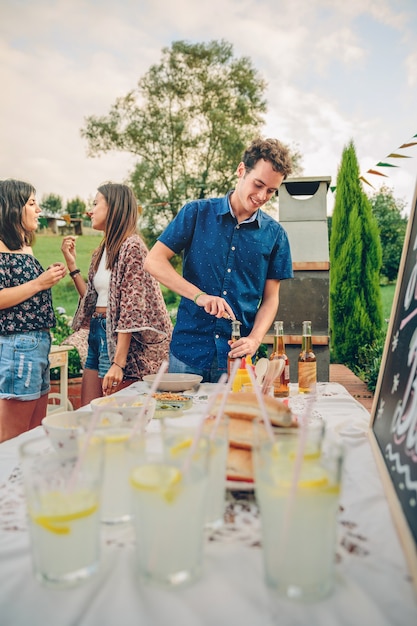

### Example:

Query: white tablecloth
xmin=0 ymin=382 xmax=416 ymax=626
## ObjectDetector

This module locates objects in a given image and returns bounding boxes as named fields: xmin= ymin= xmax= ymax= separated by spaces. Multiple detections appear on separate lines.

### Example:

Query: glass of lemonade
xmin=202 ymin=416 xmax=229 ymax=531
xmin=19 ymin=434 xmax=104 ymax=588
xmin=253 ymin=419 xmax=344 ymax=601
xmin=161 ymin=418 xmax=229 ymax=531
xmin=87 ymin=394 xmax=156 ymax=524
xmin=98 ymin=425 xmax=134 ymax=524
xmin=127 ymin=425 xmax=210 ymax=588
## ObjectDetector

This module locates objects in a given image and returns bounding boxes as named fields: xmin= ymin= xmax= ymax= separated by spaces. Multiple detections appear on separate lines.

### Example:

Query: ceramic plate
xmin=143 ymin=373 xmax=203 ymax=392
xmin=152 ymin=393 xmax=193 ymax=410
xmin=154 ymin=403 xmax=184 ymax=419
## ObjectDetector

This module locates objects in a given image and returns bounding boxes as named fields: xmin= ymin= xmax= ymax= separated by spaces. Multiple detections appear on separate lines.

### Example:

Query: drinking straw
xmin=277 ymin=383 xmax=318 ymax=556
xmin=245 ymin=364 xmax=275 ymax=441
xmin=129 ymin=359 xmax=169 ymax=438
xmin=67 ymin=403 xmax=102 ymax=492
xmin=208 ymin=372 xmax=230 ymax=440
xmin=68 ymin=360 xmax=169 ymax=491
xmin=181 ymin=364 xmax=237 ymax=474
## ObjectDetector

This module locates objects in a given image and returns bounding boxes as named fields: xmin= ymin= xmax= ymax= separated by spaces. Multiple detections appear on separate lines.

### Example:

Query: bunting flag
xmin=332 ymin=133 xmax=417 ymax=192
xmin=359 ymin=133 xmax=417 ymax=189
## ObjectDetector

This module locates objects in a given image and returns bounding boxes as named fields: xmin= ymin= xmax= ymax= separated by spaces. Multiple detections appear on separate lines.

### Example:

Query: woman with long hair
xmin=0 ymin=179 xmax=66 ymax=441
xmin=61 ymin=182 xmax=172 ymax=406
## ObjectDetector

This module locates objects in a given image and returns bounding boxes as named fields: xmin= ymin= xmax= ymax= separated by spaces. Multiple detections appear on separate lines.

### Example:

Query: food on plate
xmin=226 ymin=447 xmax=254 ymax=483
xmin=228 ymin=418 xmax=254 ymax=450
xmin=152 ymin=392 xmax=193 ymax=419
xmin=217 ymin=391 xmax=297 ymax=485
xmin=154 ymin=403 xmax=184 ymax=419
xmin=214 ymin=391 xmax=295 ymax=427
xmin=153 ymin=392 xmax=193 ymax=407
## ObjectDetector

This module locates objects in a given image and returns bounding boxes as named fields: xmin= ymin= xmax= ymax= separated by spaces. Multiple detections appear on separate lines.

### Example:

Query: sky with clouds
xmin=1 ymin=0 xmax=417 ymax=215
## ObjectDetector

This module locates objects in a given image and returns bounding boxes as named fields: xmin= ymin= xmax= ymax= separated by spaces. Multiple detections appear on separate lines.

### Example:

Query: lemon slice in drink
xmin=298 ymin=467 xmax=329 ymax=489
xmin=104 ymin=433 xmax=130 ymax=444
xmin=169 ymin=437 xmax=193 ymax=456
xmin=130 ymin=464 xmax=182 ymax=502
xmin=289 ymin=448 xmax=321 ymax=461
xmin=272 ymin=465 xmax=330 ymax=490
xmin=271 ymin=442 xmax=320 ymax=461
xmin=31 ymin=491 xmax=98 ymax=534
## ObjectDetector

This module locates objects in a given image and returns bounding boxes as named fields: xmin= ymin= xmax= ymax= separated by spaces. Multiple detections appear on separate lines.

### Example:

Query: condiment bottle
xmin=231 ymin=356 xmax=254 ymax=392
xmin=298 ymin=320 xmax=317 ymax=393
xmin=270 ymin=320 xmax=290 ymax=397
xmin=227 ymin=320 xmax=241 ymax=379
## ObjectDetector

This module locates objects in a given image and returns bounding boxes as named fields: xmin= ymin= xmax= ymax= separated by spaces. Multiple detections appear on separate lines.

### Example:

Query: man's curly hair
xmin=242 ymin=137 xmax=293 ymax=180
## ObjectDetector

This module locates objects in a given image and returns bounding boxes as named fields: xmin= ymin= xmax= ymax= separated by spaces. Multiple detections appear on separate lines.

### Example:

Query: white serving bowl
xmin=142 ymin=373 xmax=203 ymax=392
xmin=42 ymin=410 xmax=92 ymax=459
xmin=89 ymin=394 xmax=156 ymax=429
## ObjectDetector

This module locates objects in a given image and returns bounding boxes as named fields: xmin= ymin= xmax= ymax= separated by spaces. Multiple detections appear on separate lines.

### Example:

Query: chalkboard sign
xmin=370 ymin=180 xmax=417 ymax=593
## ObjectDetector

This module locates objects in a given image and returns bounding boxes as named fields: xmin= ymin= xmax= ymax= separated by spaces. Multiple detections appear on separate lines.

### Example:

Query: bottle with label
xmin=298 ymin=320 xmax=317 ymax=393
xmin=227 ymin=320 xmax=242 ymax=379
xmin=270 ymin=321 xmax=290 ymax=397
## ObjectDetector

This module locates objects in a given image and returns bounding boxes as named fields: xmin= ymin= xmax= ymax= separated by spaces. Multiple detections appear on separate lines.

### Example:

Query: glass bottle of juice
xmin=227 ymin=320 xmax=241 ymax=379
xmin=298 ymin=320 xmax=317 ymax=393
xmin=270 ymin=321 xmax=290 ymax=397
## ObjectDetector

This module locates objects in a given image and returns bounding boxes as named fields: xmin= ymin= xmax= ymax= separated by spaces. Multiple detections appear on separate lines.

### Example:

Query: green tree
xmin=40 ymin=193 xmax=63 ymax=215
xmin=81 ymin=39 xmax=301 ymax=242
xmin=330 ymin=140 xmax=383 ymax=367
xmin=66 ymin=197 xmax=86 ymax=219
xmin=369 ymin=185 xmax=407 ymax=283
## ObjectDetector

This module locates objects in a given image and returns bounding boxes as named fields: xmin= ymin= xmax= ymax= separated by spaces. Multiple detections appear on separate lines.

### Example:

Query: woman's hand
xmin=0 ymin=262 xmax=67 ymax=309
xmin=102 ymin=363 xmax=125 ymax=396
xmin=61 ymin=236 xmax=77 ymax=270
xmin=37 ymin=263 xmax=67 ymax=290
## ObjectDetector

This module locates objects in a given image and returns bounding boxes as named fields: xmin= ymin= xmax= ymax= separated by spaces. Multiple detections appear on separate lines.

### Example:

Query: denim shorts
xmin=0 ymin=330 xmax=52 ymax=401
xmin=84 ymin=315 xmax=112 ymax=378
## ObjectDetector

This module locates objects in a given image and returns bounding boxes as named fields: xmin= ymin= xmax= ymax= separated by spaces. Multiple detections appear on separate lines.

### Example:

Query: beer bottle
xmin=270 ymin=321 xmax=290 ymax=397
xmin=227 ymin=320 xmax=241 ymax=379
xmin=298 ymin=320 xmax=317 ymax=393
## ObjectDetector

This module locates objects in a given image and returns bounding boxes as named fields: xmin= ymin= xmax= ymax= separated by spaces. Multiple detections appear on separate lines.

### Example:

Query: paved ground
xmin=329 ymin=364 xmax=374 ymax=413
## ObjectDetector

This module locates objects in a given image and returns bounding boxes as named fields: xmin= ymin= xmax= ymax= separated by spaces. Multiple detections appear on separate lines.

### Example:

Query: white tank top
xmin=93 ymin=250 xmax=111 ymax=307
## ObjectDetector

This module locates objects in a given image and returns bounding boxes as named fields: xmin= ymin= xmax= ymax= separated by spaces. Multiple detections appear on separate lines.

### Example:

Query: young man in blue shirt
xmin=144 ymin=137 xmax=293 ymax=382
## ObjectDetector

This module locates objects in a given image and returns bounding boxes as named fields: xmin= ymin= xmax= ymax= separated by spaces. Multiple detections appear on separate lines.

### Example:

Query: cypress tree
xmin=330 ymin=140 xmax=383 ymax=366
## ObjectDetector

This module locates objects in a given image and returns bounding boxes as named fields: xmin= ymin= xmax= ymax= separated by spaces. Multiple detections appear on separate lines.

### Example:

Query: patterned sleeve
xmin=113 ymin=237 xmax=171 ymax=343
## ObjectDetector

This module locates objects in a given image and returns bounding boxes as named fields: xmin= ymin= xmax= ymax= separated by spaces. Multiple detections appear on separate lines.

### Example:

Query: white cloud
xmin=0 ymin=0 xmax=416 ymax=213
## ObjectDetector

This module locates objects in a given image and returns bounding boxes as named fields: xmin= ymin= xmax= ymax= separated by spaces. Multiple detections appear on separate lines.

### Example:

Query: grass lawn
xmin=34 ymin=233 xmax=101 ymax=316
xmin=380 ymin=284 xmax=396 ymax=321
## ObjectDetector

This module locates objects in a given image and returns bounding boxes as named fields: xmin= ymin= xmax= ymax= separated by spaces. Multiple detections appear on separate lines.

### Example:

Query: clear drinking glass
xmin=84 ymin=395 xmax=156 ymax=524
xmin=158 ymin=418 xmax=229 ymax=530
xmin=127 ymin=425 xmax=210 ymax=588
xmin=253 ymin=419 xmax=344 ymax=601
xmin=19 ymin=434 xmax=104 ymax=588
xmin=202 ymin=416 xmax=229 ymax=531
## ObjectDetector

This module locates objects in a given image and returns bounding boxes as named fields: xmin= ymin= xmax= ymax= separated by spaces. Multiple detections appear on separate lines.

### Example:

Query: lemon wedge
xmin=104 ymin=433 xmax=130 ymax=444
xmin=298 ymin=475 xmax=329 ymax=489
xmin=169 ymin=437 xmax=193 ymax=456
xmin=31 ymin=497 xmax=98 ymax=535
xmin=289 ymin=449 xmax=321 ymax=461
xmin=272 ymin=464 xmax=331 ymax=491
xmin=130 ymin=464 xmax=182 ymax=502
xmin=271 ymin=442 xmax=321 ymax=461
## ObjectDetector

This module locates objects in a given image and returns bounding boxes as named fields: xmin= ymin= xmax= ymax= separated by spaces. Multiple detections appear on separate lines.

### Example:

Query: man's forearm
xmin=146 ymin=251 xmax=209 ymax=304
